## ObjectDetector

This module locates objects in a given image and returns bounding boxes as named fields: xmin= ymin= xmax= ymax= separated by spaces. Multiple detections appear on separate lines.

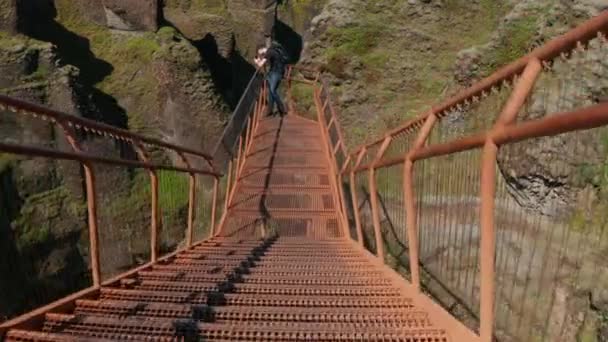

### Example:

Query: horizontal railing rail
xmin=0 ymin=94 xmax=216 ymax=171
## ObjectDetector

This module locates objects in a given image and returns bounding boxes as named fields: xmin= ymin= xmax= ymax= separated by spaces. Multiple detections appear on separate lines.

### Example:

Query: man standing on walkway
xmin=255 ymin=39 xmax=289 ymax=116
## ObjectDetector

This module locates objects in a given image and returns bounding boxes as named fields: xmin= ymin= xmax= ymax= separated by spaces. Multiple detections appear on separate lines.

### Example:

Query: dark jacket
xmin=265 ymin=44 xmax=287 ymax=75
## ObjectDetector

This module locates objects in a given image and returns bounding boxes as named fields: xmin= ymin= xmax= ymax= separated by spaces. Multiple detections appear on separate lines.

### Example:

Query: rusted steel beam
xmin=0 ymin=95 xmax=216 ymax=166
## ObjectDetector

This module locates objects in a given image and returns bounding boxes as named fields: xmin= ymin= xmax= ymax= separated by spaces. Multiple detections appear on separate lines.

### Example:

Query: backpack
xmin=270 ymin=42 xmax=290 ymax=64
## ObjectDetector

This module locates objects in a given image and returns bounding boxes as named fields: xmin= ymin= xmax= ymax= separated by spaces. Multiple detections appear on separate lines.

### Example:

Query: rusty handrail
xmin=351 ymin=10 xmax=608 ymax=157
xmin=0 ymin=94 xmax=216 ymax=170
xmin=0 ymin=142 xmax=221 ymax=176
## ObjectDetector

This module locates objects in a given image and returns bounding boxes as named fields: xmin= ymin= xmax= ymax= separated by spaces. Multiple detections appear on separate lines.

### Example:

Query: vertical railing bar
xmin=340 ymin=155 xmax=352 ymax=175
xmin=223 ymin=161 xmax=233 ymax=212
xmin=313 ymin=84 xmax=350 ymax=238
xmin=132 ymin=143 xmax=160 ymax=263
xmin=332 ymin=140 xmax=342 ymax=155
xmin=368 ymin=137 xmax=393 ymax=261
xmin=403 ymin=112 xmax=437 ymax=291
xmin=351 ymin=149 xmax=367 ymax=245
xmin=186 ymin=173 xmax=196 ymax=246
xmin=210 ymin=176 xmax=219 ymax=237
xmin=479 ymin=58 xmax=542 ymax=342
xmin=176 ymin=152 xmax=196 ymax=248
xmin=58 ymin=121 xmax=102 ymax=285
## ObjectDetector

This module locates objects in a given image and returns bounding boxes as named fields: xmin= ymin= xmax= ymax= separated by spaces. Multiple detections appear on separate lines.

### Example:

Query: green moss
xmin=482 ymin=15 xmax=539 ymax=74
xmin=0 ymin=153 xmax=16 ymax=173
xmin=157 ymin=26 xmax=178 ymax=42
xmin=157 ymin=170 xmax=190 ymax=209
xmin=289 ymin=82 xmax=315 ymax=119
xmin=54 ymin=0 xmax=165 ymax=135
xmin=13 ymin=187 xmax=75 ymax=250
xmin=326 ymin=23 xmax=384 ymax=58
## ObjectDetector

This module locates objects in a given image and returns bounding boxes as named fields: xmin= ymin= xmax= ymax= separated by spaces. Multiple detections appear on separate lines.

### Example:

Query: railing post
xmin=224 ymin=160 xmax=233 ymax=212
xmin=57 ymin=121 xmax=102 ymax=285
xmin=479 ymin=139 xmax=498 ymax=342
xmin=350 ymin=149 xmax=367 ymax=245
xmin=479 ymin=58 xmax=542 ymax=342
xmin=404 ymin=112 xmax=438 ymax=292
xmin=369 ymin=137 xmax=392 ymax=261
xmin=132 ymin=142 xmax=160 ymax=263
xmin=176 ymin=152 xmax=196 ymax=248
xmin=150 ymin=173 xmax=159 ymax=262
xmin=82 ymin=162 xmax=101 ymax=286
xmin=186 ymin=173 xmax=196 ymax=246
xmin=313 ymin=84 xmax=349 ymax=237
xmin=210 ymin=176 xmax=219 ymax=236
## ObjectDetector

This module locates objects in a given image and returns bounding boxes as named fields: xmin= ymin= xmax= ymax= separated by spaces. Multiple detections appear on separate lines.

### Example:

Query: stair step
xmin=129 ymin=280 xmax=402 ymax=297
xmin=151 ymin=264 xmax=383 ymax=277
xmin=189 ymin=245 xmax=362 ymax=256
xmin=99 ymin=288 xmax=414 ymax=308
xmin=169 ymin=257 xmax=372 ymax=269
xmin=176 ymin=252 xmax=367 ymax=262
xmin=5 ymin=330 xmax=115 ymax=342
xmin=42 ymin=313 xmax=449 ymax=341
xmin=133 ymin=270 xmax=391 ymax=286
xmin=74 ymin=299 xmax=430 ymax=325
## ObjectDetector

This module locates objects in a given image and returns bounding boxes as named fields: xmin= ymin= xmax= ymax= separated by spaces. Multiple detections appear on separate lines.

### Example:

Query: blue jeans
xmin=266 ymin=70 xmax=285 ymax=115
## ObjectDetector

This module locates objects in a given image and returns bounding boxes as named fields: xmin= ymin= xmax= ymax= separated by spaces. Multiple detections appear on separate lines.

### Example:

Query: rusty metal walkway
xmin=3 ymin=114 xmax=473 ymax=341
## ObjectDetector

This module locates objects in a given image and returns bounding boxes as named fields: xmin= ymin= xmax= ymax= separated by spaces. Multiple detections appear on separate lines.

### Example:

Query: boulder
xmin=68 ymin=0 xmax=159 ymax=31
xmin=102 ymin=0 xmax=159 ymax=32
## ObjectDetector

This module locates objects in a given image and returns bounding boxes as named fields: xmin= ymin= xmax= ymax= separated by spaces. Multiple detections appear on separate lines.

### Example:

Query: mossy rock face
xmin=0 ymin=0 xmax=18 ymax=33
xmin=13 ymin=186 xmax=86 ymax=250
xmin=103 ymin=0 xmax=160 ymax=31
xmin=56 ymin=0 xmax=159 ymax=31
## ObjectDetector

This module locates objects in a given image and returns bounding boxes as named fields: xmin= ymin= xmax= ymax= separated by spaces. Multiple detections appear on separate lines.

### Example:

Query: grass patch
xmin=0 ymin=153 xmax=16 ymax=173
xmin=157 ymin=170 xmax=190 ymax=209
xmin=13 ymin=186 xmax=84 ymax=250
xmin=481 ymin=15 xmax=539 ymax=74
xmin=324 ymin=21 xmax=386 ymax=79
xmin=326 ymin=23 xmax=384 ymax=57
xmin=289 ymin=82 xmax=315 ymax=118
